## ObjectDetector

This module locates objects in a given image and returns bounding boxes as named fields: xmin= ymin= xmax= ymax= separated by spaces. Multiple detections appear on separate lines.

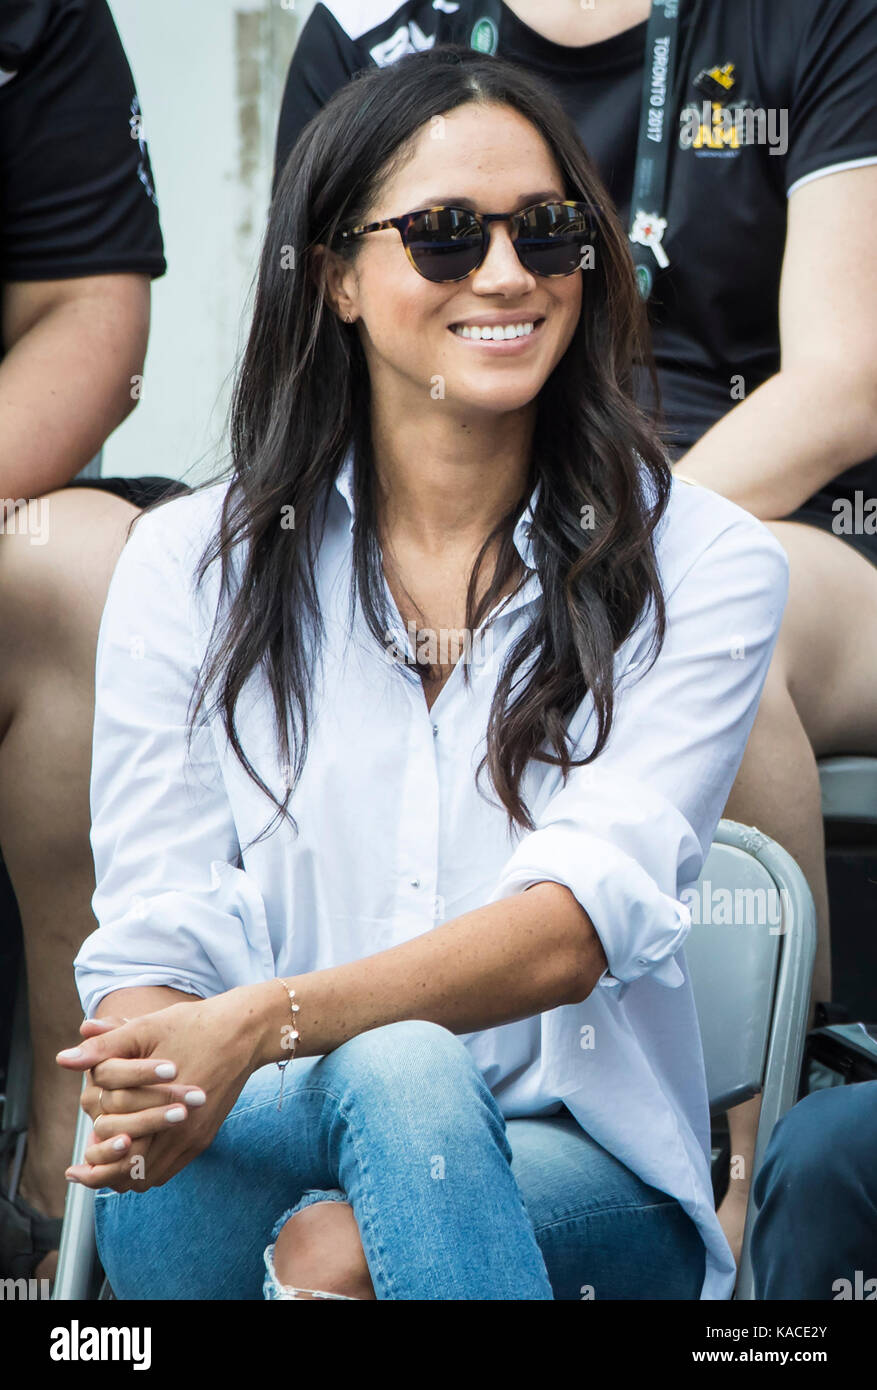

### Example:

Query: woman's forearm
xmin=675 ymin=365 xmax=877 ymax=519
xmin=94 ymin=985 xmax=203 ymax=1020
xmin=239 ymin=881 xmax=606 ymax=1069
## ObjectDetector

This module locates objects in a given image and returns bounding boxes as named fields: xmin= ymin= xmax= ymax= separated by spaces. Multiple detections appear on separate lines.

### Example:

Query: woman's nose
xmin=471 ymin=221 xmax=535 ymax=291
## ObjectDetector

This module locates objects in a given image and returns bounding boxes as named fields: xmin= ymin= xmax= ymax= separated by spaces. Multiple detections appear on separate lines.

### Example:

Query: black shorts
xmin=64 ymin=474 xmax=193 ymax=509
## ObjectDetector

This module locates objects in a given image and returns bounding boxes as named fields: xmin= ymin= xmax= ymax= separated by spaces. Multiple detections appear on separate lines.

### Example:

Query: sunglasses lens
xmin=516 ymin=203 xmax=594 ymax=276
xmin=406 ymin=208 xmax=484 ymax=282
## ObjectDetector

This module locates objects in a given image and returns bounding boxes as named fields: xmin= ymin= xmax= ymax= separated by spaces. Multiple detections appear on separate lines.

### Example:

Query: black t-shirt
xmin=273 ymin=0 xmax=877 ymax=507
xmin=0 ymin=0 xmax=166 ymax=289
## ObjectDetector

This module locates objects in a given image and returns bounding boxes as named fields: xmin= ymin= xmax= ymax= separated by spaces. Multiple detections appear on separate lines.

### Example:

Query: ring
xmin=97 ymin=1088 xmax=104 ymax=1116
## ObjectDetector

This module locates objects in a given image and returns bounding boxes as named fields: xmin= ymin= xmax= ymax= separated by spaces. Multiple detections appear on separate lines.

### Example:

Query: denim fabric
xmin=94 ymin=1020 xmax=705 ymax=1300
xmin=752 ymin=1081 xmax=877 ymax=1299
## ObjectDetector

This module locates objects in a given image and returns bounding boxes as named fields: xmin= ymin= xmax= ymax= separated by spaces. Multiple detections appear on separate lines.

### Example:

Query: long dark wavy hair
xmin=165 ymin=44 xmax=672 ymax=844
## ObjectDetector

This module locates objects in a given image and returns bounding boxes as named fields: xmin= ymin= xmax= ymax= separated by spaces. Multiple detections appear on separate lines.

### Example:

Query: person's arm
xmin=88 ymin=886 xmax=602 ymax=1035
xmin=0 ymin=0 xmax=164 ymax=506
xmin=244 ymin=881 xmax=604 ymax=1063
xmin=0 ymin=273 xmax=150 ymax=503
xmin=92 ymin=985 xmax=198 ymax=1021
xmin=672 ymin=167 xmax=877 ymax=518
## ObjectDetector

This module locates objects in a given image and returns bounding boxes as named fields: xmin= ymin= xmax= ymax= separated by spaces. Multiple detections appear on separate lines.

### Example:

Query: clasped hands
xmin=55 ymin=990 xmax=261 ymax=1194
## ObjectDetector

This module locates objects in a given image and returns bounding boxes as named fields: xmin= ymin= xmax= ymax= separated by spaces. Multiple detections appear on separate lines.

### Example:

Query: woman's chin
xmin=439 ymin=378 xmax=545 ymax=418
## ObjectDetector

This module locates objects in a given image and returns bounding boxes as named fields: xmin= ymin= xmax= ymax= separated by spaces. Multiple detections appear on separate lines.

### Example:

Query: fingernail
xmin=57 ymin=1047 xmax=84 ymax=1059
xmin=183 ymin=1090 xmax=206 ymax=1106
xmin=112 ymin=1137 xmax=129 ymax=1152
xmin=155 ymin=1062 xmax=177 ymax=1079
xmin=165 ymin=1106 xmax=186 ymax=1122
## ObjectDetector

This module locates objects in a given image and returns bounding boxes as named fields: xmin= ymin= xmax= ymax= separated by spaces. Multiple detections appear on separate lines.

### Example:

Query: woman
xmin=276 ymin=0 xmax=877 ymax=1265
xmin=57 ymin=47 xmax=788 ymax=1300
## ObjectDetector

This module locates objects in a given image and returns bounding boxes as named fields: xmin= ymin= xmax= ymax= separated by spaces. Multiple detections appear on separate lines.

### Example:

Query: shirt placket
xmin=384 ymin=587 xmax=442 ymax=929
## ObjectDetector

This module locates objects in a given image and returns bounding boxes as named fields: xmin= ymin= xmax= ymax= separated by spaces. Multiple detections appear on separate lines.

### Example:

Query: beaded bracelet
xmin=275 ymin=979 xmax=301 ymax=1111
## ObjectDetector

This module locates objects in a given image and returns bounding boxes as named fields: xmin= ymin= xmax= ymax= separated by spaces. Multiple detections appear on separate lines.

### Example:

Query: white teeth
xmin=453 ymin=321 xmax=537 ymax=340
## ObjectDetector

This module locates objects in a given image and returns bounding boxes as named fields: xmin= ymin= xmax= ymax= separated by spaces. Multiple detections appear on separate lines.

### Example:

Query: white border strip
xmin=787 ymin=156 xmax=877 ymax=198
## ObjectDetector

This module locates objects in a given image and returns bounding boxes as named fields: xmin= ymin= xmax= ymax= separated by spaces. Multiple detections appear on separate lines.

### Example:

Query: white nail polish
xmin=155 ymin=1063 xmax=176 ymax=1079
xmin=184 ymin=1090 xmax=206 ymax=1106
xmin=112 ymin=1137 xmax=128 ymax=1151
xmin=165 ymin=1106 xmax=186 ymax=1122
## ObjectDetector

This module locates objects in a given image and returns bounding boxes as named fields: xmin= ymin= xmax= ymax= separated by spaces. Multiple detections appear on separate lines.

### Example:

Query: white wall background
xmin=105 ymin=0 xmax=317 ymax=484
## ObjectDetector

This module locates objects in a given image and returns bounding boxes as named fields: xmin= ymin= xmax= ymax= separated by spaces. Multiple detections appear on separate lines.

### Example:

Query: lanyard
xmin=438 ymin=0 xmax=682 ymax=302
xmin=629 ymin=0 xmax=681 ymax=299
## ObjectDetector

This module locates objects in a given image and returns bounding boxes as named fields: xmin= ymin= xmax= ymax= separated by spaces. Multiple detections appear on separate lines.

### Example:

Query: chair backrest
xmin=684 ymin=819 xmax=817 ymax=1299
xmin=818 ymin=755 xmax=877 ymax=825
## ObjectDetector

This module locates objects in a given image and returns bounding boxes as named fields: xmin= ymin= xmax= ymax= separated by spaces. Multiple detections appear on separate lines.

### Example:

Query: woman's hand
xmin=69 ymin=1015 xmax=204 ymax=1189
xmin=56 ymin=988 xmax=263 ymax=1193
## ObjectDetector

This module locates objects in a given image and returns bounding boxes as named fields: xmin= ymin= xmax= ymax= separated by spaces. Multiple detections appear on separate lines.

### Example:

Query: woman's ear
xmin=310 ymin=243 xmax=356 ymax=325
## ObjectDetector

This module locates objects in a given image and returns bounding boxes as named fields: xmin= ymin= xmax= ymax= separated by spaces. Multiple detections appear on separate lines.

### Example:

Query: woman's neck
xmin=369 ymin=406 xmax=535 ymax=561
xmin=502 ymin=0 xmax=652 ymax=49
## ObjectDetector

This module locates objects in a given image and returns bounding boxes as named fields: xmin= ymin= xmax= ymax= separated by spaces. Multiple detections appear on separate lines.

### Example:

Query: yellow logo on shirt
xmin=704 ymin=62 xmax=737 ymax=92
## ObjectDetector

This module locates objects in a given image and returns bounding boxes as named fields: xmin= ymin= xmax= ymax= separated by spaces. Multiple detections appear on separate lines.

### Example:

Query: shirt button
xmin=636 ymin=957 xmax=649 ymax=966
xmin=410 ymin=878 xmax=421 ymax=889
xmin=432 ymin=724 xmax=439 ymax=738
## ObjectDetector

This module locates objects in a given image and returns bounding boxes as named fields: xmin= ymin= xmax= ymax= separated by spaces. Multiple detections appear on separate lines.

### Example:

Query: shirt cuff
xmin=488 ymin=820 xmax=693 ymax=993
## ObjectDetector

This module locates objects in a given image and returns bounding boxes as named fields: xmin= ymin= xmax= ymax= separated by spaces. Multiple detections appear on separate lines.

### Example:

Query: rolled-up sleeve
xmin=74 ymin=503 xmax=274 ymax=1020
xmin=488 ymin=508 xmax=790 ymax=994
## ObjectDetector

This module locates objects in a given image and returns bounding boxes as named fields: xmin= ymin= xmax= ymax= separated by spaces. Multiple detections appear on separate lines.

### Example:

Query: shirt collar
xmin=332 ymin=441 xmax=541 ymax=573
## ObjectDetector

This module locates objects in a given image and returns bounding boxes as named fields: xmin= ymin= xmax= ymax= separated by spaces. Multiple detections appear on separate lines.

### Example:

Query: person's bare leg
xmin=0 ymin=487 xmax=139 ymax=1280
xmin=272 ymin=1200 xmax=376 ymax=1299
xmin=717 ymin=521 xmax=877 ymax=1266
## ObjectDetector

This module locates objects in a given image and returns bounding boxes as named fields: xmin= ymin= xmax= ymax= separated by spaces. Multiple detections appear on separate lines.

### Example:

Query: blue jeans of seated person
xmin=751 ymin=1081 xmax=877 ymax=1300
xmin=94 ymin=1019 xmax=705 ymax=1300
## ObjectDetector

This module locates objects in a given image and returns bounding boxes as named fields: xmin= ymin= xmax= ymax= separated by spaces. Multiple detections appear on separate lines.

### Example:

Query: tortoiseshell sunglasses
xmin=334 ymin=200 xmax=596 ymax=283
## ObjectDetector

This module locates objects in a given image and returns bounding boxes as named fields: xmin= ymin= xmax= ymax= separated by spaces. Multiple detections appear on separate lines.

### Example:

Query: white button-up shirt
xmin=75 ymin=445 xmax=789 ymax=1299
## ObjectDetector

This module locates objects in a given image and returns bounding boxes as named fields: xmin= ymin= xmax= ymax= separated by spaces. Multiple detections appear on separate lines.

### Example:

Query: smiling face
xmin=321 ymin=101 xmax=584 ymax=421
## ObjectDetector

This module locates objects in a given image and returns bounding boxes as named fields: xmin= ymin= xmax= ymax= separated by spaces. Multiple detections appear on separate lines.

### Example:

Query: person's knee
xmin=322 ymin=1019 xmax=502 ymax=1133
xmin=330 ymin=1019 xmax=480 ymax=1094
xmin=272 ymin=1199 xmax=375 ymax=1299
xmin=0 ymin=488 xmax=138 ymax=678
xmin=755 ymin=1085 xmax=877 ymax=1212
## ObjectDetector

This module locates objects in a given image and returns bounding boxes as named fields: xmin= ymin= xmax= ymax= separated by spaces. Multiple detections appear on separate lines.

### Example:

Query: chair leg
xmin=53 ymin=1095 xmax=101 ymax=1300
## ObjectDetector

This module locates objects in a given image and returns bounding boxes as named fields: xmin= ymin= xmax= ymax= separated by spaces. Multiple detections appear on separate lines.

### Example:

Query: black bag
xmin=802 ymin=1022 xmax=877 ymax=1093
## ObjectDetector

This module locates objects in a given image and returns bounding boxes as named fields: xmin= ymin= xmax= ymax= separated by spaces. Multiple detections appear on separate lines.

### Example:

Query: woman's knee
xmin=318 ymin=1020 xmax=505 ymax=1134
xmin=269 ymin=1196 xmax=375 ymax=1299
xmin=326 ymin=1019 xmax=477 ymax=1089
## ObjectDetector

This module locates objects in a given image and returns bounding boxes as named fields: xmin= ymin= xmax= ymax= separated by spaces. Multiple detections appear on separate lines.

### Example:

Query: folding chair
xmin=685 ymin=818 xmax=817 ymax=1300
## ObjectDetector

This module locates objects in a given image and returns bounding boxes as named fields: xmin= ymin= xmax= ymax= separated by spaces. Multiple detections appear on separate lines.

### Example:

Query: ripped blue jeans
xmin=94 ymin=1019 xmax=705 ymax=1300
